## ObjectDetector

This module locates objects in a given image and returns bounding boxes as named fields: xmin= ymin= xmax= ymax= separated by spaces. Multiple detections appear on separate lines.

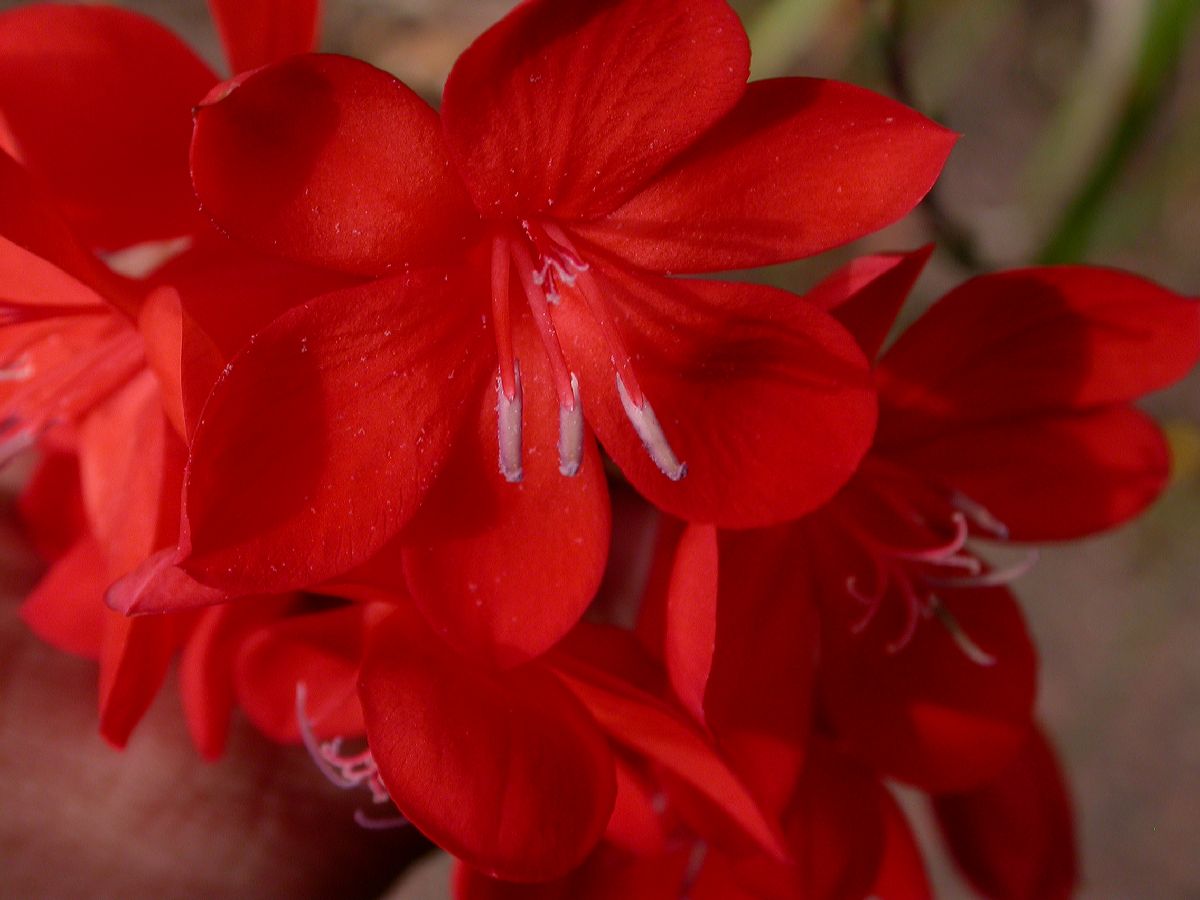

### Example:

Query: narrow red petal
xmin=933 ymin=726 xmax=1077 ymax=900
xmin=360 ymin=608 xmax=616 ymax=882
xmin=442 ymin=0 xmax=748 ymax=219
xmin=557 ymin=257 xmax=875 ymax=527
xmin=549 ymin=646 xmax=788 ymax=861
xmin=191 ymin=54 xmax=478 ymax=275
xmin=878 ymin=267 xmax=1200 ymax=439
xmin=99 ymin=610 xmax=197 ymax=748
xmin=808 ymin=246 xmax=933 ymax=361
xmin=884 ymin=406 xmax=1170 ymax=541
xmin=402 ymin=333 xmax=610 ymax=669
xmin=871 ymin=791 xmax=933 ymax=899
xmin=207 ymin=0 xmax=321 ymax=74
xmin=664 ymin=524 xmax=718 ymax=724
xmin=180 ymin=272 xmax=491 ymax=595
xmin=578 ymin=79 xmax=956 ymax=273
xmin=0 ymin=6 xmax=214 ymax=249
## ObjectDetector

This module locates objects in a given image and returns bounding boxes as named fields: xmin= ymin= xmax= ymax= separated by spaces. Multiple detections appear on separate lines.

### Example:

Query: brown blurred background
xmin=0 ymin=1 xmax=1197 ymax=897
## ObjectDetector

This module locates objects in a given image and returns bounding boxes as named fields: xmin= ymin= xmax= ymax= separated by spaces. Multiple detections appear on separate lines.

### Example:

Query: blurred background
xmin=0 ymin=0 xmax=1197 ymax=896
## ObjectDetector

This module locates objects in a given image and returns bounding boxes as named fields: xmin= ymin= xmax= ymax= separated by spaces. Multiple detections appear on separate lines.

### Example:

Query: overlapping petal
xmin=19 ymin=537 xmax=108 ymax=660
xmin=557 ymin=253 xmax=875 ymax=526
xmin=180 ymin=272 xmax=492 ymax=594
xmin=0 ymin=6 xmax=214 ymax=249
xmin=577 ymin=79 xmax=955 ymax=273
xmin=933 ymin=727 xmax=1076 ymax=900
xmin=191 ymin=54 xmax=478 ymax=275
xmin=442 ymin=0 xmax=749 ymax=220
xmin=359 ymin=608 xmax=616 ymax=882
xmin=876 ymin=266 xmax=1200 ymax=442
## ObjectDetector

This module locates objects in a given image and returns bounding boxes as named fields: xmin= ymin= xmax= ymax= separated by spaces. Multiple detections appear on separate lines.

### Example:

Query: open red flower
xmin=803 ymin=250 xmax=1200 ymax=790
xmin=178 ymin=0 xmax=956 ymax=655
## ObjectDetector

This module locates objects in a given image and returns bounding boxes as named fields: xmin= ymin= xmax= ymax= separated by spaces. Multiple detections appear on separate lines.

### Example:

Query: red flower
xmin=806 ymin=250 xmax=1200 ymax=790
xmin=177 ymin=0 xmax=954 ymax=665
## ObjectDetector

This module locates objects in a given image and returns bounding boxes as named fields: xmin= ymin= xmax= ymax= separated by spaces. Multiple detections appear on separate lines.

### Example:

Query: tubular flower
xmin=177 ymin=0 xmax=957 ymax=655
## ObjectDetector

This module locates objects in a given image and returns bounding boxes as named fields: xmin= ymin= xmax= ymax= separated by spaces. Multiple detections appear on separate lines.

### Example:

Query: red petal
xmin=180 ymin=272 xmax=492 ymax=594
xmin=664 ymin=524 xmax=718 ymax=724
xmin=207 ymin=0 xmax=320 ymax=74
xmin=557 ymin=257 xmax=875 ymax=526
xmin=19 ymin=537 xmax=108 ymax=659
xmin=441 ymin=0 xmax=748 ymax=220
xmin=549 ymin=646 xmax=788 ymax=861
xmin=884 ymin=406 xmax=1170 ymax=542
xmin=106 ymin=547 xmax=230 ymax=616
xmin=0 ymin=6 xmax=214 ymax=249
xmin=819 ymin=573 xmax=1038 ymax=792
xmin=99 ymin=610 xmax=197 ymax=748
xmin=402 ymin=333 xmax=610 ymax=669
xmin=606 ymin=756 xmax=669 ymax=855
xmin=877 ymin=267 xmax=1200 ymax=440
xmin=704 ymin=527 xmax=817 ymax=816
xmin=933 ymin=726 xmax=1077 ymax=900
xmin=359 ymin=608 xmax=615 ymax=882
xmin=17 ymin=448 xmax=87 ymax=561
xmin=808 ymin=247 xmax=933 ymax=361
xmin=179 ymin=596 xmax=294 ymax=759
xmin=77 ymin=371 xmax=173 ymax=578
xmin=871 ymin=791 xmax=932 ymax=899
xmin=191 ymin=54 xmax=477 ymax=275
xmin=236 ymin=603 xmax=369 ymax=743
xmin=577 ymin=79 xmax=955 ymax=273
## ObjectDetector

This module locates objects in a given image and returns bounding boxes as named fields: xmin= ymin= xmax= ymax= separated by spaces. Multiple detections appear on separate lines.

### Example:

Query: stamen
xmin=888 ymin=512 xmax=969 ymax=563
xmin=617 ymin=374 xmax=686 ymax=481
xmin=509 ymin=240 xmax=578 ymax=411
xmin=558 ymin=373 xmax=584 ymax=477
xmin=949 ymin=490 xmax=1009 ymax=539
xmin=884 ymin=573 xmax=926 ymax=654
xmin=496 ymin=361 xmax=524 ymax=483
xmin=0 ymin=421 xmax=35 ymax=468
xmin=930 ymin=600 xmax=997 ymax=666
xmin=924 ymin=548 xmax=1039 ymax=589
xmin=491 ymin=236 xmax=517 ymax=401
xmin=0 ymin=356 xmax=32 ymax=381
xmin=295 ymin=684 xmax=408 ymax=829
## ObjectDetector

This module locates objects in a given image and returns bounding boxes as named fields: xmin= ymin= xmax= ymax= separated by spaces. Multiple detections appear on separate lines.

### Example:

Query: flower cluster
xmin=1 ymin=0 xmax=1197 ymax=896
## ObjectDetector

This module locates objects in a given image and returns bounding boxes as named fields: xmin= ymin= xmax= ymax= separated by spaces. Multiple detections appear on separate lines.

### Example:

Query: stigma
xmin=489 ymin=221 xmax=686 ymax=484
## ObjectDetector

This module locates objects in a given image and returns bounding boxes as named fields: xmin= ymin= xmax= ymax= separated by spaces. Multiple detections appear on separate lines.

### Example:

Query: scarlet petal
xmin=808 ymin=246 xmax=933 ymax=361
xmin=578 ymin=79 xmax=956 ymax=272
xmin=819 ymin=580 xmax=1037 ymax=792
xmin=19 ymin=537 xmax=109 ymax=660
xmin=877 ymin=267 xmax=1200 ymax=438
xmin=207 ymin=0 xmax=320 ymax=74
xmin=236 ymin=604 xmax=369 ymax=743
xmin=872 ymin=791 xmax=932 ymax=899
xmin=99 ymin=611 xmax=196 ymax=748
xmin=933 ymin=727 xmax=1077 ymax=900
xmin=442 ymin=0 xmax=748 ymax=219
xmin=402 ymin=334 xmax=610 ymax=669
xmin=359 ymin=609 xmax=616 ymax=882
xmin=0 ymin=6 xmax=214 ymax=249
xmin=885 ymin=407 xmax=1170 ymax=541
xmin=549 ymin=647 xmax=788 ymax=861
xmin=664 ymin=524 xmax=718 ymax=725
xmin=558 ymin=259 xmax=875 ymax=526
xmin=191 ymin=54 xmax=477 ymax=275
xmin=180 ymin=273 xmax=491 ymax=594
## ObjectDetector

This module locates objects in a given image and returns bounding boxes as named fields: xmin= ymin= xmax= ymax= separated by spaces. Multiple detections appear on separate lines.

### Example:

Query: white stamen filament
xmin=616 ymin=374 xmax=686 ymax=481
xmin=558 ymin=373 xmax=584 ymax=477
xmin=497 ymin=361 xmax=524 ymax=483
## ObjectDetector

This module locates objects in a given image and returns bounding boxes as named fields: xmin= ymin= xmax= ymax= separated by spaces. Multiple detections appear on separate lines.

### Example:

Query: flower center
xmin=489 ymin=220 xmax=686 ymax=483
xmin=830 ymin=459 xmax=1038 ymax=664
